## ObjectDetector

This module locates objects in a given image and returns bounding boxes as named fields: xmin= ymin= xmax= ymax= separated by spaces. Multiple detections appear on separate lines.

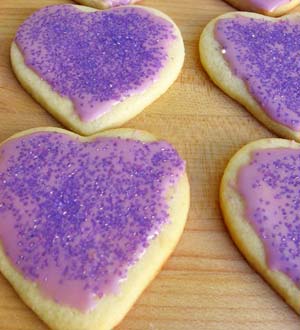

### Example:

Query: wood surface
xmin=0 ymin=0 xmax=299 ymax=329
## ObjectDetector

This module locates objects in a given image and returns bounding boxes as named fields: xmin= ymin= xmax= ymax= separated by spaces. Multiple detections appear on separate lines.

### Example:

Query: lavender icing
xmin=215 ymin=16 xmax=300 ymax=131
xmin=0 ymin=131 xmax=185 ymax=311
xmin=237 ymin=148 xmax=300 ymax=286
xmin=15 ymin=5 xmax=175 ymax=122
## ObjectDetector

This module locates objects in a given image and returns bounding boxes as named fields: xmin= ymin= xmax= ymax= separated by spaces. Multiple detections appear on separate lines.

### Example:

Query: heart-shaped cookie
xmin=73 ymin=0 xmax=140 ymax=10
xmin=11 ymin=5 xmax=184 ymax=135
xmin=200 ymin=12 xmax=300 ymax=141
xmin=224 ymin=0 xmax=300 ymax=16
xmin=220 ymin=138 xmax=300 ymax=314
xmin=0 ymin=127 xmax=189 ymax=330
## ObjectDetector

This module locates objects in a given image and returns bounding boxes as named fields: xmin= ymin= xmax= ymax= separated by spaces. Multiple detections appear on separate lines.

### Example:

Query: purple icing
xmin=15 ymin=5 xmax=175 ymax=122
xmin=237 ymin=148 xmax=300 ymax=286
xmin=215 ymin=16 xmax=300 ymax=131
xmin=0 ymin=131 xmax=185 ymax=311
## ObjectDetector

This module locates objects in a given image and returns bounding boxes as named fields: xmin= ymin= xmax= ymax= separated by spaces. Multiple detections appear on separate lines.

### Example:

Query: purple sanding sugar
xmin=15 ymin=5 xmax=175 ymax=122
xmin=237 ymin=148 xmax=300 ymax=285
xmin=215 ymin=16 xmax=300 ymax=131
xmin=0 ymin=132 xmax=185 ymax=311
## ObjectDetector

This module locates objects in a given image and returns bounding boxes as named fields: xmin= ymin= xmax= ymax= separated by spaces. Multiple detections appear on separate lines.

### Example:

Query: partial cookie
xmin=224 ymin=0 xmax=300 ymax=16
xmin=0 ymin=127 xmax=190 ymax=330
xmin=11 ymin=5 xmax=184 ymax=135
xmin=200 ymin=12 xmax=300 ymax=141
xmin=220 ymin=138 xmax=300 ymax=314
xmin=73 ymin=0 xmax=140 ymax=10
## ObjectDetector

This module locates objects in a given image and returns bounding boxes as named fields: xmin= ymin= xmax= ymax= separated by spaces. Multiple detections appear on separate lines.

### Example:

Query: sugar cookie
xmin=220 ymin=138 xmax=300 ymax=314
xmin=200 ymin=12 xmax=300 ymax=141
xmin=0 ymin=127 xmax=190 ymax=330
xmin=11 ymin=5 xmax=184 ymax=135
xmin=224 ymin=0 xmax=300 ymax=16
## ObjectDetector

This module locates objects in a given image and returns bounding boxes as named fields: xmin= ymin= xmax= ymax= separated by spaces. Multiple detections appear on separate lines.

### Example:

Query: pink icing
xmin=237 ymin=148 xmax=300 ymax=285
xmin=240 ymin=0 xmax=292 ymax=12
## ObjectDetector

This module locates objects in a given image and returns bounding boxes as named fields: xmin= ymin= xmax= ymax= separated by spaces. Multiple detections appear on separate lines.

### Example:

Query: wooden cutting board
xmin=0 ymin=0 xmax=299 ymax=329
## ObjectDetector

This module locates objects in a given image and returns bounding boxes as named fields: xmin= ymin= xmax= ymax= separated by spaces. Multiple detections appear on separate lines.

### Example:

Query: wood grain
xmin=0 ymin=0 xmax=299 ymax=329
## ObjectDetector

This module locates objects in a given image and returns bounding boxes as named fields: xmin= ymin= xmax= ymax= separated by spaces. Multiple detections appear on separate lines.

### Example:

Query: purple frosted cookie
xmin=200 ymin=12 xmax=300 ymax=141
xmin=0 ymin=127 xmax=189 ymax=330
xmin=73 ymin=0 xmax=141 ymax=10
xmin=224 ymin=0 xmax=300 ymax=17
xmin=11 ymin=5 xmax=184 ymax=135
xmin=220 ymin=138 xmax=300 ymax=314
